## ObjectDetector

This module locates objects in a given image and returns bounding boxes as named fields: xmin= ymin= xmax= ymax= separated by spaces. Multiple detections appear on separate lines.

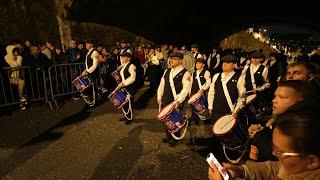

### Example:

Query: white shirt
xmin=157 ymin=65 xmax=191 ymax=103
xmin=85 ymin=48 xmax=99 ymax=73
xmin=208 ymin=71 xmax=246 ymax=111
xmin=192 ymin=51 xmax=203 ymax=59
xmin=191 ymin=69 xmax=211 ymax=92
xmin=235 ymin=57 xmax=250 ymax=69
xmin=120 ymin=61 xmax=136 ymax=86
xmin=242 ymin=63 xmax=270 ymax=92
xmin=263 ymin=59 xmax=276 ymax=67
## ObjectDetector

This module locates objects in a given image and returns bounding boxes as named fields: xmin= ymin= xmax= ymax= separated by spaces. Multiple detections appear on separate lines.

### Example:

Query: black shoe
xmin=125 ymin=120 xmax=132 ymax=125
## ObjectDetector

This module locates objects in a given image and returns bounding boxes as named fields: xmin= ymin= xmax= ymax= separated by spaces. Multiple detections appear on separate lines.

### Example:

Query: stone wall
xmin=71 ymin=21 xmax=153 ymax=49
xmin=220 ymin=31 xmax=274 ymax=57
xmin=0 ymin=0 xmax=60 ymax=44
xmin=0 ymin=0 xmax=153 ymax=50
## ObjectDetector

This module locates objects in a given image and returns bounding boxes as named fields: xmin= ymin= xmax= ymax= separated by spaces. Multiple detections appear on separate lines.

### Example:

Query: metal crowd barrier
xmin=0 ymin=66 xmax=53 ymax=109
xmin=48 ymin=63 xmax=103 ymax=108
xmin=48 ymin=63 xmax=84 ymax=108
xmin=1 ymin=63 xmax=105 ymax=110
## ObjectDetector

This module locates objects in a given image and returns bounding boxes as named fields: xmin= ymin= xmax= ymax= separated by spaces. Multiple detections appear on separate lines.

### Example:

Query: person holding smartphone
xmin=208 ymin=108 xmax=320 ymax=179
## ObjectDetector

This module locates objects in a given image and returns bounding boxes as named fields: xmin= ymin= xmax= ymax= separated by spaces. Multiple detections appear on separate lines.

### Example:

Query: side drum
xmin=212 ymin=114 xmax=249 ymax=149
xmin=157 ymin=103 xmax=187 ymax=133
xmin=72 ymin=75 xmax=92 ymax=93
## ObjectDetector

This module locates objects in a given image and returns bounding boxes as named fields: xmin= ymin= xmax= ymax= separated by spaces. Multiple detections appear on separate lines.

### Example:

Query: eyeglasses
xmin=272 ymin=145 xmax=304 ymax=159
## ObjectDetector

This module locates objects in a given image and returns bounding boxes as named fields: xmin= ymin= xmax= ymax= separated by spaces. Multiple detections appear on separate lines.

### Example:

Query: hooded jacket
xmin=4 ymin=45 xmax=23 ymax=78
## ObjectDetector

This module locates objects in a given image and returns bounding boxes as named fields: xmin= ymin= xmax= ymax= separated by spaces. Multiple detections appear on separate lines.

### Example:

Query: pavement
xmin=0 ymin=87 xmax=226 ymax=180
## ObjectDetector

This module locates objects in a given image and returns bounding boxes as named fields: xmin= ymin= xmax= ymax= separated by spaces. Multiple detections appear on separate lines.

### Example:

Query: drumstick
xmin=246 ymin=90 xmax=254 ymax=94
xmin=220 ymin=116 xmax=235 ymax=129
xmin=158 ymin=102 xmax=161 ymax=113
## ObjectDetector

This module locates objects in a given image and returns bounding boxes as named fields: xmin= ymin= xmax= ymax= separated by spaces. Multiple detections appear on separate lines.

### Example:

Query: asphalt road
xmin=0 ymin=87 xmax=226 ymax=180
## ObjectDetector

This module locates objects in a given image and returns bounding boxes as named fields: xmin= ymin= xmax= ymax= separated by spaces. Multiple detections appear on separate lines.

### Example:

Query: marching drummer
xmin=188 ymin=58 xmax=211 ymax=146
xmin=81 ymin=39 xmax=100 ymax=106
xmin=241 ymin=51 xmax=270 ymax=105
xmin=189 ymin=58 xmax=211 ymax=123
xmin=157 ymin=51 xmax=191 ymax=146
xmin=208 ymin=54 xmax=246 ymax=122
xmin=117 ymin=51 xmax=137 ymax=125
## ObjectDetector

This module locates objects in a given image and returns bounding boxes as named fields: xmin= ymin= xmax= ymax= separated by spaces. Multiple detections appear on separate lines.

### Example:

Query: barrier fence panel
xmin=48 ymin=63 xmax=85 ymax=107
xmin=0 ymin=66 xmax=52 ymax=109
xmin=1 ymin=63 xmax=106 ymax=110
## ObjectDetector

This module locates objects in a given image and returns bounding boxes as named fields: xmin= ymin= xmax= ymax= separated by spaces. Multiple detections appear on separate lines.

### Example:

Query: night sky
xmin=69 ymin=0 xmax=320 ymax=47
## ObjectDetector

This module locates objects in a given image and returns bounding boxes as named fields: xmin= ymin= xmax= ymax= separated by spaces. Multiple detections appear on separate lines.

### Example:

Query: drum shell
xmin=242 ymin=94 xmax=272 ymax=124
xmin=157 ymin=105 xmax=187 ymax=133
xmin=72 ymin=76 xmax=92 ymax=93
xmin=188 ymin=94 xmax=207 ymax=115
xmin=108 ymin=89 xmax=128 ymax=109
xmin=213 ymin=115 xmax=249 ymax=149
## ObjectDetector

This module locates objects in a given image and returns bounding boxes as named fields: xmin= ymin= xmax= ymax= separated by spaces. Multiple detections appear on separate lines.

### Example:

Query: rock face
xmin=220 ymin=31 xmax=274 ymax=56
xmin=0 ymin=0 xmax=60 ymax=45
xmin=0 ymin=0 xmax=152 ymax=50
xmin=70 ymin=21 xmax=153 ymax=49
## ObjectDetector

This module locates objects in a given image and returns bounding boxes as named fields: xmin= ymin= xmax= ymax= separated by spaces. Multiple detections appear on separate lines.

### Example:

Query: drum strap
xmin=120 ymin=63 xmax=128 ymax=82
xmin=223 ymin=144 xmax=247 ymax=164
xmin=122 ymin=94 xmax=133 ymax=121
xmin=171 ymin=120 xmax=189 ymax=140
xmin=169 ymin=69 xmax=178 ymax=100
xmin=221 ymin=73 xmax=235 ymax=112
xmin=248 ymin=64 xmax=257 ymax=90
xmin=189 ymin=70 xmax=204 ymax=95
xmin=196 ymin=70 xmax=203 ymax=91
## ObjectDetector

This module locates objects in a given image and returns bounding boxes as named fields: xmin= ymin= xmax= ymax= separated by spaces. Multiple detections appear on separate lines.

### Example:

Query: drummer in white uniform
xmin=208 ymin=55 xmax=246 ymax=123
xmin=157 ymin=51 xmax=191 ymax=146
xmin=189 ymin=58 xmax=211 ymax=123
xmin=187 ymin=58 xmax=211 ymax=146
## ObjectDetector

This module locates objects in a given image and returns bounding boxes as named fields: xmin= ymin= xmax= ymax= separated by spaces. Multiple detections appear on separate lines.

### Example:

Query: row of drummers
xmin=155 ymin=51 xmax=272 ymax=152
xmin=105 ymin=51 xmax=272 ymax=154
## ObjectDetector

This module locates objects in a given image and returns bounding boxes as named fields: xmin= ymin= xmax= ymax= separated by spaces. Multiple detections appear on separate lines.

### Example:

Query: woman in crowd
xmin=208 ymin=108 xmax=320 ymax=179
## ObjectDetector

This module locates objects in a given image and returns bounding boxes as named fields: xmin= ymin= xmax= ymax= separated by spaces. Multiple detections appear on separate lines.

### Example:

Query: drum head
xmin=246 ymin=94 xmax=256 ymax=104
xmin=157 ymin=103 xmax=174 ymax=119
xmin=188 ymin=92 xmax=201 ymax=104
xmin=213 ymin=115 xmax=236 ymax=135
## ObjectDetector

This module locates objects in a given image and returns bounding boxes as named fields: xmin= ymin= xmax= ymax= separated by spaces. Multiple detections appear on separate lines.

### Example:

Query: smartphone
xmin=207 ymin=153 xmax=230 ymax=180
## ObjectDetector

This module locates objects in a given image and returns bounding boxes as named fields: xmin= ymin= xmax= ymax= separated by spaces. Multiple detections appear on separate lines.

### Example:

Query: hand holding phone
xmin=207 ymin=153 xmax=229 ymax=180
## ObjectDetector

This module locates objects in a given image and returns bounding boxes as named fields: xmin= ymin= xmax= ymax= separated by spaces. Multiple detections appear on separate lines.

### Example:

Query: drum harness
xmin=111 ymin=86 xmax=133 ymax=121
xmin=118 ymin=64 xmax=133 ymax=120
xmin=188 ymin=70 xmax=207 ymax=120
xmin=219 ymin=89 xmax=254 ymax=164
xmin=158 ymin=69 xmax=189 ymax=140
xmin=82 ymin=76 xmax=96 ymax=107
xmin=158 ymin=101 xmax=189 ymax=141
xmin=122 ymin=89 xmax=133 ymax=121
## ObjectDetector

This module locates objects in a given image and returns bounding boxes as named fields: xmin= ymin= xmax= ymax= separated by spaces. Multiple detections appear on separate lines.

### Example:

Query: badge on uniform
xmin=249 ymin=145 xmax=259 ymax=160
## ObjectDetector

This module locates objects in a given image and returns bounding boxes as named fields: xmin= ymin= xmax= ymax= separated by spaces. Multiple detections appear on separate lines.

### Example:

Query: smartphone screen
xmin=207 ymin=153 xmax=230 ymax=180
